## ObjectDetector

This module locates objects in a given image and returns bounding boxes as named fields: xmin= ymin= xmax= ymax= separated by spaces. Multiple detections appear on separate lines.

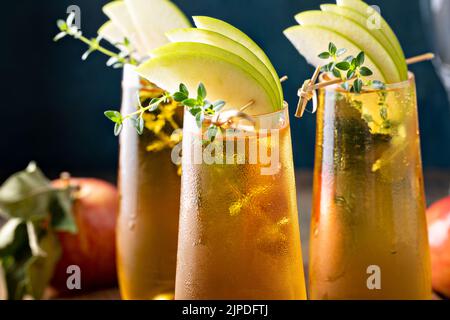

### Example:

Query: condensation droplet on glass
xmin=128 ymin=220 xmax=136 ymax=230
xmin=192 ymin=238 xmax=204 ymax=246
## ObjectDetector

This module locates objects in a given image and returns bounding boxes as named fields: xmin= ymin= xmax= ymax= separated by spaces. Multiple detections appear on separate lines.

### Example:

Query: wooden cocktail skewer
xmin=310 ymin=53 xmax=436 ymax=91
xmin=295 ymin=52 xmax=435 ymax=118
xmin=209 ymin=52 xmax=436 ymax=128
xmin=203 ymin=100 xmax=256 ymax=129
xmin=218 ymin=75 xmax=296 ymax=129
xmin=296 ymin=66 xmax=321 ymax=118
xmin=239 ymin=75 xmax=288 ymax=111
xmin=236 ymin=76 xmax=288 ymax=113
xmin=406 ymin=53 xmax=435 ymax=65
xmin=239 ymin=99 xmax=255 ymax=112
xmin=238 ymin=76 xmax=287 ymax=113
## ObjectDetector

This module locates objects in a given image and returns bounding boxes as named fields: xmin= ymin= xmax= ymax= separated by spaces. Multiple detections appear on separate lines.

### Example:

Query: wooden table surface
xmin=3 ymin=169 xmax=450 ymax=300
xmin=66 ymin=170 xmax=449 ymax=300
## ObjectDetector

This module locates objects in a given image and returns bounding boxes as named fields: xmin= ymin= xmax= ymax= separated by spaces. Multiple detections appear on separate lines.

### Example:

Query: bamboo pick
xmin=295 ymin=65 xmax=321 ymax=118
xmin=406 ymin=53 xmax=435 ymax=65
xmin=310 ymin=53 xmax=435 ymax=92
xmin=309 ymin=77 xmax=350 ymax=91
xmin=239 ymin=99 xmax=255 ymax=112
xmin=204 ymin=100 xmax=255 ymax=128
xmin=295 ymin=52 xmax=435 ymax=118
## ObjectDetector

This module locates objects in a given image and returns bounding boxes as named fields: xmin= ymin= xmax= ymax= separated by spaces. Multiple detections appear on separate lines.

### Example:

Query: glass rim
xmin=184 ymin=101 xmax=289 ymax=119
xmin=319 ymin=71 xmax=415 ymax=93
xmin=183 ymin=101 xmax=289 ymax=133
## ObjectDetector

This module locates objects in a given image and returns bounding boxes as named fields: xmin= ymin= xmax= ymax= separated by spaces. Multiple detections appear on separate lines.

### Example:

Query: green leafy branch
xmin=105 ymin=93 xmax=170 ymax=136
xmin=54 ymin=12 xmax=137 ymax=68
xmin=318 ymin=42 xmax=385 ymax=93
xmin=104 ymin=83 xmax=226 ymax=141
xmin=0 ymin=163 xmax=76 ymax=300
xmin=177 ymin=83 xmax=226 ymax=142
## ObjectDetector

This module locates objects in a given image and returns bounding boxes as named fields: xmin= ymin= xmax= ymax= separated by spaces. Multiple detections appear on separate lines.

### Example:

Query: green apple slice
xmin=166 ymin=28 xmax=282 ymax=107
xmin=320 ymin=4 xmax=408 ymax=80
xmin=295 ymin=11 xmax=400 ymax=83
xmin=137 ymin=42 xmax=277 ymax=115
xmin=150 ymin=42 xmax=278 ymax=110
xmin=336 ymin=0 xmax=406 ymax=71
xmin=193 ymin=16 xmax=283 ymax=104
xmin=102 ymin=1 xmax=147 ymax=55
xmin=124 ymin=0 xmax=191 ymax=52
xmin=284 ymin=25 xmax=386 ymax=82
xmin=98 ymin=21 xmax=130 ymax=49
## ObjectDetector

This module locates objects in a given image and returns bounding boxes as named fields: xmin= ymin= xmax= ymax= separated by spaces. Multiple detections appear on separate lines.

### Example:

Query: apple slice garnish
xmin=124 ymin=0 xmax=191 ymax=52
xmin=166 ymin=28 xmax=281 ymax=107
xmin=336 ymin=0 xmax=406 ymax=75
xmin=137 ymin=42 xmax=278 ymax=115
xmin=98 ymin=20 xmax=131 ymax=50
xmin=193 ymin=16 xmax=283 ymax=104
xmin=320 ymin=4 xmax=408 ymax=80
xmin=295 ymin=10 xmax=400 ymax=83
xmin=102 ymin=1 xmax=147 ymax=56
xmin=284 ymin=25 xmax=386 ymax=82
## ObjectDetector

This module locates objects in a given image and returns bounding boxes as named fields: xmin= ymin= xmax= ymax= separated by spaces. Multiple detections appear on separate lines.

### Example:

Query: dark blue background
xmin=1 ymin=0 xmax=449 ymax=180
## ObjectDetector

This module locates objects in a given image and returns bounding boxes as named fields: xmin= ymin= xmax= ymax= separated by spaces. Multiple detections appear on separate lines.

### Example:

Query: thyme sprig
xmin=318 ymin=42 xmax=385 ymax=93
xmin=54 ymin=12 xmax=137 ymax=68
xmin=55 ymin=13 xmax=227 ymax=142
xmin=104 ymin=83 xmax=226 ymax=141
xmin=104 ymin=93 xmax=169 ymax=135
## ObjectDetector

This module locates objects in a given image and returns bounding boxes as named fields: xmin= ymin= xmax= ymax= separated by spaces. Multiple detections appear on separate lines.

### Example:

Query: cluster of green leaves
xmin=105 ymin=93 xmax=169 ymax=136
xmin=318 ymin=42 xmax=385 ymax=93
xmin=0 ymin=163 xmax=76 ymax=300
xmin=175 ymin=83 xmax=226 ymax=141
xmin=54 ymin=12 xmax=137 ymax=68
xmin=105 ymin=83 xmax=226 ymax=142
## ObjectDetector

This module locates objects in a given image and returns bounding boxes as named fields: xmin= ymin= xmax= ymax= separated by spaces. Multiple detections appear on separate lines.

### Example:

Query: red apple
xmin=427 ymin=195 xmax=450 ymax=298
xmin=50 ymin=176 xmax=119 ymax=294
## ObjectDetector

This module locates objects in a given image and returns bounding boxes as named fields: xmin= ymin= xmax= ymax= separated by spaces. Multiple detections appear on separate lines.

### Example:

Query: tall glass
xmin=310 ymin=73 xmax=432 ymax=300
xmin=117 ymin=65 xmax=181 ymax=299
xmin=175 ymin=105 xmax=307 ymax=300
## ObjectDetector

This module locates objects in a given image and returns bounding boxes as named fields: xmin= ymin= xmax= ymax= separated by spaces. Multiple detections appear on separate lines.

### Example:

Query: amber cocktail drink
xmin=117 ymin=66 xmax=181 ymax=300
xmin=175 ymin=105 xmax=306 ymax=300
xmin=310 ymin=73 xmax=432 ymax=300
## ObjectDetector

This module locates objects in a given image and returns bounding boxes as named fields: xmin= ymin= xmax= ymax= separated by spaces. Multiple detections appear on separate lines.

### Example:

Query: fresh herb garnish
xmin=318 ymin=42 xmax=385 ymax=93
xmin=54 ymin=12 xmax=137 ymax=68
xmin=104 ymin=83 xmax=226 ymax=141
xmin=54 ymin=13 xmax=227 ymax=143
